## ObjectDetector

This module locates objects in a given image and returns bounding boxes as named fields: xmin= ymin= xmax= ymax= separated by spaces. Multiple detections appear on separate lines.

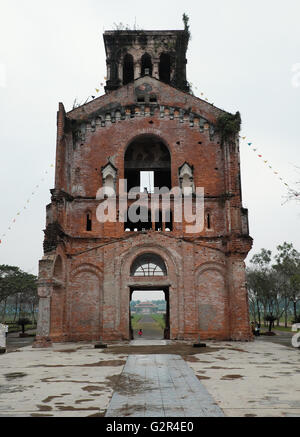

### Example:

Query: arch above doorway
xmin=130 ymin=253 xmax=167 ymax=277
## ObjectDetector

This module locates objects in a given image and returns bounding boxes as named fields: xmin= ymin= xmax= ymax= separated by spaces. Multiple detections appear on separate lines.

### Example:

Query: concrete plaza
xmin=0 ymin=336 xmax=299 ymax=417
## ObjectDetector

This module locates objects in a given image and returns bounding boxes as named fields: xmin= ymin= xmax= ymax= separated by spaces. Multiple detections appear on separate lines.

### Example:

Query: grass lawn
xmin=150 ymin=314 xmax=166 ymax=330
xmin=131 ymin=314 xmax=143 ymax=330
xmin=273 ymin=325 xmax=296 ymax=333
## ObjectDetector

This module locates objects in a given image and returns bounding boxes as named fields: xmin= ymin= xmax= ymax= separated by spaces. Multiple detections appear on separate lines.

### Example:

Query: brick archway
xmin=118 ymin=243 xmax=181 ymax=340
xmin=67 ymin=264 xmax=103 ymax=341
xmin=195 ymin=262 xmax=229 ymax=339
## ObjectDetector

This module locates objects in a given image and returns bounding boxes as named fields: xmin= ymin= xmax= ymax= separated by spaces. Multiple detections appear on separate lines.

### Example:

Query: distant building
xmin=135 ymin=302 xmax=158 ymax=314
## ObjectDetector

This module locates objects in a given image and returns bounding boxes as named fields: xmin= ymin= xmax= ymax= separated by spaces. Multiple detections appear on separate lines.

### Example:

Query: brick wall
xmin=34 ymin=76 xmax=253 ymax=347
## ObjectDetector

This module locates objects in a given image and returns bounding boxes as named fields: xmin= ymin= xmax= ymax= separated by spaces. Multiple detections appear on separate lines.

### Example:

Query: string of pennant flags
xmin=0 ymin=164 xmax=55 ymax=245
xmin=239 ymin=136 xmax=292 ymax=190
xmin=189 ymin=85 xmax=296 ymax=193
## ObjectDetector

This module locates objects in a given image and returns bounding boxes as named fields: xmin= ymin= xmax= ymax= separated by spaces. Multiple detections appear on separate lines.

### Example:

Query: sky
xmin=0 ymin=0 xmax=300 ymax=287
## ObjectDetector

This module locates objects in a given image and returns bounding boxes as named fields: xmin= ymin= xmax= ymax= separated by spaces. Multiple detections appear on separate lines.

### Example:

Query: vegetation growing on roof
xmin=215 ymin=111 xmax=241 ymax=144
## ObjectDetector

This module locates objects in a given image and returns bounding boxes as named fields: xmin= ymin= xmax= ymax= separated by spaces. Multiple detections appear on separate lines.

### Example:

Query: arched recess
xmin=53 ymin=255 xmax=64 ymax=281
xmin=124 ymin=134 xmax=171 ymax=192
xmin=196 ymin=263 xmax=227 ymax=336
xmin=123 ymin=53 xmax=134 ymax=85
xmin=159 ymin=53 xmax=171 ymax=83
xmin=119 ymin=243 xmax=181 ymax=281
xmin=68 ymin=264 xmax=103 ymax=340
xmin=141 ymin=53 xmax=153 ymax=76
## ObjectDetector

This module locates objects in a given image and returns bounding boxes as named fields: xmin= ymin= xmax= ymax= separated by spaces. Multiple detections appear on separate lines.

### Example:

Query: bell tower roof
xmin=103 ymin=29 xmax=190 ymax=93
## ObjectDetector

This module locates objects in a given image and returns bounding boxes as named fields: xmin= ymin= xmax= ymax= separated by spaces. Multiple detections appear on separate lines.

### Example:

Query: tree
xmin=17 ymin=317 xmax=31 ymax=334
xmin=264 ymin=313 xmax=277 ymax=332
xmin=274 ymin=242 xmax=300 ymax=322
xmin=0 ymin=265 xmax=22 ymax=322
xmin=0 ymin=265 xmax=37 ymax=323
xmin=247 ymin=249 xmax=288 ymax=327
xmin=248 ymin=249 xmax=274 ymax=325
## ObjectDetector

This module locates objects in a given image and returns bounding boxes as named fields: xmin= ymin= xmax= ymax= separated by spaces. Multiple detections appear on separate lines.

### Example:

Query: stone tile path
xmin=130 ymin=340 xmax=169 ymax=346
xmin=105 ymin=354 xmax=224 ymax=417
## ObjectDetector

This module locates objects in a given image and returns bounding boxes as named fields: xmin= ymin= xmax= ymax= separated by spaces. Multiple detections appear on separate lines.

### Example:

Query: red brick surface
xmin=35 ymin=76 xmax=253 ymax=345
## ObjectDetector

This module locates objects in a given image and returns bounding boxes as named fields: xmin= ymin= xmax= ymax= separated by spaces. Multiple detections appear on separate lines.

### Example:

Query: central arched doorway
xmin=128 ymin=253 xmax=170 ymax=340
xmin=124 ymin=134 xmax=171 ymax=192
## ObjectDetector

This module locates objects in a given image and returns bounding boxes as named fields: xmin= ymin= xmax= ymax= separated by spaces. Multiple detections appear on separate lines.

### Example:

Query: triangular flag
xmin=95 ymin=88 xmax=100 ymax=93
xmin=264 ymin=160 xmax=268 ymax=163
xmin=50 ymin=164 xmax=54 ymax=168
xmin=242 ymin=136 xmax=246 ymax=140
xmin=248 ymin=143 xmax=252 ymax=146
xmin=258 ymin=155 xmax=262 ymax=157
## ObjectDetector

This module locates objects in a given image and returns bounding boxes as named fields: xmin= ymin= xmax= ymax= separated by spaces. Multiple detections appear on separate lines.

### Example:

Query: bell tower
xmin=103 ymin=29 xmax=190 ymax=93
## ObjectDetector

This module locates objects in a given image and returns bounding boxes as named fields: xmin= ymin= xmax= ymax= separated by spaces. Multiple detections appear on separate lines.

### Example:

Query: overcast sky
xmin=0 ymin=0 xmax=300 ymax=292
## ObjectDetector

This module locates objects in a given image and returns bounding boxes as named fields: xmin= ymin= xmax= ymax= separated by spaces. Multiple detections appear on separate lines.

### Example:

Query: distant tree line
xmin=0 ymin=265 xmax=38 ymax=325
xmin=247 ymin=242 xmax=300 ymax=328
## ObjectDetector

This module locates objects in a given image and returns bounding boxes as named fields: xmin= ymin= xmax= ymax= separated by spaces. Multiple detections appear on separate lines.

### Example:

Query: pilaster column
xmin=153 ymin=59 xmax=159 ymax=79
xmin=32 ymin=280 xmax=53 ymax=348
xmin=227 ymin=254 xmax=253 ymax=341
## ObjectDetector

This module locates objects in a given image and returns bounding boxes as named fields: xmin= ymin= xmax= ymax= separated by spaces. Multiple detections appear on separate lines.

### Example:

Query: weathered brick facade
xmin=34 ymin=28 xmax=253 ymax=347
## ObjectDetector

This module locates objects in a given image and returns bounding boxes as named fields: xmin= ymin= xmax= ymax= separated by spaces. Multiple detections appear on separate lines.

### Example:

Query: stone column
xmin=32 ymin=280 xmax=53 ymax=348
xmin=134 ymin=62 xmax=141 ymax=80
xmin=118 ymin=62 xmax=123 ymax=84
xmin=153 ymin=59 xmax=159 ymax=79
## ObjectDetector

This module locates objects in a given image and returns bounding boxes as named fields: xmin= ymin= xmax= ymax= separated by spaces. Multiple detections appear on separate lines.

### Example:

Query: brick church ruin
xmin=34 ymin=23 xmax=253 ymax=347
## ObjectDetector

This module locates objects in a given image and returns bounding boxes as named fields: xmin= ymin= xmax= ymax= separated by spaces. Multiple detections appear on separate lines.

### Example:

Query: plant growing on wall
xmin=215 ymin=111 xmax=241 ymax=144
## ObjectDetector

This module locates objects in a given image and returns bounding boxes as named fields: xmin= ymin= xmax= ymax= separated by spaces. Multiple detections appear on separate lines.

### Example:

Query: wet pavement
xmin=105 ymin=353 xmax=224 ymax=417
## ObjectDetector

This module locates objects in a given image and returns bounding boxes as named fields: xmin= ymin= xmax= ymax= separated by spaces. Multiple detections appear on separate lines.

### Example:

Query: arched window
xmin=110 ymin=61 xmax=118 ymax=81
xmin=123 ymin=54 xmax=134 ymax=85
xmin=141 ymin=53 xmax=153 ymax=76
xmin=131 ymin=253 xmax=167 ymax=277
xmin=86 ymin=212 xmax=92 ymax=232
xmin=159 ymin=53 xmax=171 ymax=83
xmin=206 ymin=212 xmax=212 ymax=230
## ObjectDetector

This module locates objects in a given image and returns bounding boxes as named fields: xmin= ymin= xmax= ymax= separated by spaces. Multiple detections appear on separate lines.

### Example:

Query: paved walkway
xmin=105 ymin=354 xmax=224 ymax=417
